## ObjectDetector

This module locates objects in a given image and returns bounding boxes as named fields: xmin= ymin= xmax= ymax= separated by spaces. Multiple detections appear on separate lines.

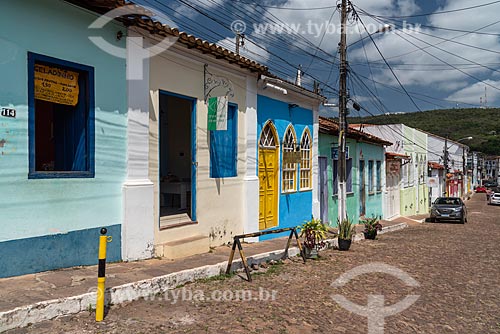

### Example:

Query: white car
xmin=489 ymin=193 xmax=500 ymax=205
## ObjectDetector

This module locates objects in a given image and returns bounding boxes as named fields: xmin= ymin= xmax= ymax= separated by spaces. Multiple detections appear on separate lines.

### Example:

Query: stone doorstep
xmin=0 ymin=223 xmax=408 ymax=332
xmin=158 ymin=235 xmax=210 ymax=260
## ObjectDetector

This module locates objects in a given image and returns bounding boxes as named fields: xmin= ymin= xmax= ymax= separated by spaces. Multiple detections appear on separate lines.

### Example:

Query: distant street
xmin=10 ymin=193 xmax=500 ymax=334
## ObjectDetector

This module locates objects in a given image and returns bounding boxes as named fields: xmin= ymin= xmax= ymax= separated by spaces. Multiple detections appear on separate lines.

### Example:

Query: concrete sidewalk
xmin=0 ymin=220 xmax=408 ymax=332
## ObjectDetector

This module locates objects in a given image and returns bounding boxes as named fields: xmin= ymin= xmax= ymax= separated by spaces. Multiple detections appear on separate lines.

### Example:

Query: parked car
xmin=430 ymin=197 xmax=467 ymax=224
xmin=484 ymin=181 xmax=498 ymax=188
xmin=489 ymin=193 xmax=500 ymax=205
xmin=475 ymin=186 xmax=487 ymax=193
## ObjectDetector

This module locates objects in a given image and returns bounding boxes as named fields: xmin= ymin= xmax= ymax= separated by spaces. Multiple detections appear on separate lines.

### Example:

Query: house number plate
xmin=1 ymin=108 xmax=16 ymax=118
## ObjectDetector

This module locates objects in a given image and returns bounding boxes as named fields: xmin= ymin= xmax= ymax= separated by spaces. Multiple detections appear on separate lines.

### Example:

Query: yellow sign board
xmin=34 ymin=64 xmax=79 ymax=106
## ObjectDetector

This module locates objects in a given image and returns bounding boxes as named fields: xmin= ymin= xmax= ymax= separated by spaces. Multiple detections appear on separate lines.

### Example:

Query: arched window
xmin=259 ymin=121 xmax=277 ymax=148
xmin=300 ymin=128 xmax=312 ymax=190
xmin=282 ymin=125 xmax=297 ymax=192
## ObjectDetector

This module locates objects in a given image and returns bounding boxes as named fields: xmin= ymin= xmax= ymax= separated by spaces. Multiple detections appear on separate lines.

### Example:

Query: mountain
xmin=348 ymin=108 xmax=500 ymax=156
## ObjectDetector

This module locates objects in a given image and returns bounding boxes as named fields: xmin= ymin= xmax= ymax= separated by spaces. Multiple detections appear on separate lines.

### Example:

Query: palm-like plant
xmin=337 ymin=217 xmax=355 ymax=240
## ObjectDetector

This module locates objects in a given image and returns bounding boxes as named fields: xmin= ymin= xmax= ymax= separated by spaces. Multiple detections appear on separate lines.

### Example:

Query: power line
xmin=233 ymin=0 xmax=339 ymax=11
xmin=357 ymin=21 xmax=379 ymax=97
xmin=359 ymin=12 xmax=500 ymax=92
xmin=354 ymin=16 xmax=500 ymax=64
xmin=197 ymin=0 xmax=336 ymax=62
xmin=351 ymin=63 xmax=498 ymax=71
xmin=303 ymin=6 xmax=338 ymax=73
xmin=168 ymin=0 xmax=342 ymax=95
xmin=387 ymin=20 xmax=500 ymax=57
xmin=350 ymin=70 xmax=478 ymax=107
xmin=354 ymin=0 xmax=500 ymax=19
xmin=166 ymin=0 xmax=341 ymax=91
xmin=352 ymin=6 xmax=422 ymax=112
xmin=390 ymin=28 xmax=500 ymax=92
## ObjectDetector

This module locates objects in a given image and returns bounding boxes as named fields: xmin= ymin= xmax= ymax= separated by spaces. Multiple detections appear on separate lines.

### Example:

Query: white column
xmin=122 ymin=29 xmax=154 ymax=261
xmin=312 ymin=105 xmax=320 ymax=220
xmin=242 ymin=75 xmax=259 ymax=242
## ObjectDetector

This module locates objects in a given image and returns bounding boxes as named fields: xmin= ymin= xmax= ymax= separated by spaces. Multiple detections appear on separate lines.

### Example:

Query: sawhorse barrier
xmin=225 ymin=226 xmax=306 ymax=282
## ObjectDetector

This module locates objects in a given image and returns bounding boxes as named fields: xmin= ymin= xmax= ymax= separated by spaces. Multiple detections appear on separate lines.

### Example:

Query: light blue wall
xmin=319 ymin=133 xmax=386 ymax=226
xmin=358 ymin=142 xmax=385 ymax=219
xmin=257 ymin=95 xmax=313 ymax=240
xmin=0 ymin=0 xmax=127 ymax=277
xmin=319 ymin=135 xmax=359 ymax=225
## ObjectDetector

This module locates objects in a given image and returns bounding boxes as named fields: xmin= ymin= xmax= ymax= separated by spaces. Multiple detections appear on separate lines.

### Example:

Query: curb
xmin=0 ymin=223 xmax=408 ymax=332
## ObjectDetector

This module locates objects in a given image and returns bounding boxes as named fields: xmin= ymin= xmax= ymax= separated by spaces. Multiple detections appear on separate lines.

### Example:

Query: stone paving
xmin=0 ymin=217 xmax=406 ymax=314
xmin=5 ymin=193 xmax=499 ymax=333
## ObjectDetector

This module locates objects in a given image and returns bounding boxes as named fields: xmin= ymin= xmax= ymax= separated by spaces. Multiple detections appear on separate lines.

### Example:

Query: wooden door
xmin=319 ymin=156 xmax=329 ymax=225
xmin=359 ymin=160 xmax=366 ymax=216
xmin=259 ymin=148 xmax=278 ymax=230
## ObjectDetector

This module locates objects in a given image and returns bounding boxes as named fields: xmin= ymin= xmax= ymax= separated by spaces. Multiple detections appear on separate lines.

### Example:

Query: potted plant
xmin=361 ymin=216 xmax=383 ymax=240
xmin=299 ymin=218 xmax=327 ymax=259
xmin=337 ymin=217 xmax=355 ymax=251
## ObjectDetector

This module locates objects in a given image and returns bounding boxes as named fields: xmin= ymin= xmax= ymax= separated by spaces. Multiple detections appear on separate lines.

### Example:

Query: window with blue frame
xmin=28 ymin=52 xmax=95 ymax=178
xmin=210 ymin=104 xmax=238 ymax=178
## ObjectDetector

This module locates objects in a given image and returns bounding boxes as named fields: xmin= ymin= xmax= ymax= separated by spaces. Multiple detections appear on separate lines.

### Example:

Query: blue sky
xmin=135 ymin=0 xmax=500 ymax=116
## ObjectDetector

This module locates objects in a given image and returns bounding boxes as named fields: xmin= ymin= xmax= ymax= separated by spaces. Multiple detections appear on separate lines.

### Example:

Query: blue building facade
xmin=256 ymin=94 xmax=314 ymax=240
xmin=0 ymin=0 xmax=127 ymax=277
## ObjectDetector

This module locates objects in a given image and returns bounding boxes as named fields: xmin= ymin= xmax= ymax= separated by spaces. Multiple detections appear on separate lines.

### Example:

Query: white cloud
xmin=198 ymin=0 xmax=500 ymax=106
xmin=346 ymin=0 xmax=500 ymax=98
xmin=446 ymin=80 xmax=500 ymax=105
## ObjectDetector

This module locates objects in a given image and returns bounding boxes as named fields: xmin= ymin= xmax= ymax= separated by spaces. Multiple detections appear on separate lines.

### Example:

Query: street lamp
xmin=457 ymin=136 xmax=473 ymax=142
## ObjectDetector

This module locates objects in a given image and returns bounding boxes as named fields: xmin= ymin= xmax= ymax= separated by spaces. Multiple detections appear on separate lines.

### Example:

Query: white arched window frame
xmin=282 ymin=125 xmax=297 ymax=193
xmin=300 ymin=128 xmax=312 ymax=190
xmin=259 ymin=121 xmax=278 ymax=149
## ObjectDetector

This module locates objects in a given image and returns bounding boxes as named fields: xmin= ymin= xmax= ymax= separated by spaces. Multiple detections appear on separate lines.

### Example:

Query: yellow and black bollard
xmin=96 ymin=227 xmax=111 ymax=322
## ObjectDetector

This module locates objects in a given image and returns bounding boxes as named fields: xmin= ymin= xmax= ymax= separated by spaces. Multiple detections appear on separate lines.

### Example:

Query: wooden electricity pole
xmin=443 ymin=135 xmax=449 ymax=197
xmin=338 ymin=0 xmax=348 ymax=221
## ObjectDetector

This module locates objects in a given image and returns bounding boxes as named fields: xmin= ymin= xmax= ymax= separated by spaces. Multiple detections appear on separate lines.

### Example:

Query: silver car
xmin=489 ymin=193 xmax=500 ymax=205
xmin=430 ymin=197 xmax=467 ymax=224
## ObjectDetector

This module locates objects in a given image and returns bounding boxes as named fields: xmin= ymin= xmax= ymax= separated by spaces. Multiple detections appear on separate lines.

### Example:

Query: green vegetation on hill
xmin=348 ymin=108 xmax=500 ymax=156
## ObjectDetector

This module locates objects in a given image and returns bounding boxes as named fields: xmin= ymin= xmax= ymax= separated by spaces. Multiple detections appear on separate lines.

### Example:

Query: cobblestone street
xmin=8 ymin=194 xmax=500 ymax=334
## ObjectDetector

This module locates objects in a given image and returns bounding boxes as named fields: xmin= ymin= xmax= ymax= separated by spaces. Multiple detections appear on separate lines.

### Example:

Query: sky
xmin=135 ymin=0 xmax=500 ymax=117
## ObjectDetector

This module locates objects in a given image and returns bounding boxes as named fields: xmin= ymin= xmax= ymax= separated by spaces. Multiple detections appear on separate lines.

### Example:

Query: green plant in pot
xmin=361 ymin=216 xmax=382 ymax=240
xmin=299 ymin=218 xmax=327 ymax=259
xmin=337 ymin=217 xmax=355 ymax=251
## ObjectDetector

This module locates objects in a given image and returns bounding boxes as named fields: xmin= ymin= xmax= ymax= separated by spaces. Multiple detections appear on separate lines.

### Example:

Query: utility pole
xmin=443 ymin=135 xmax=449 ymax=197
xmin=462 ymin=146 xmax=466 ymax=195
xmin=235 ymin=32 xmax=244 ymax=55
xmin=338 ymin=0 xmax=348 ymax=222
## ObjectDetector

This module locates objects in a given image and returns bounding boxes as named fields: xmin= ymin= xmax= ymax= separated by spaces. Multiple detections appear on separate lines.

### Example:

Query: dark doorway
xmin=159 ymin=92 xmax=196 ymax=225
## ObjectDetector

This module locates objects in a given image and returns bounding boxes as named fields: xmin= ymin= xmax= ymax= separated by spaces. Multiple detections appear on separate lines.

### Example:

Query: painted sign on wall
xmin=34 ymin=64 xmax=79 ymax=106
xmin=331 ymin=146 xmax=349 ymax=160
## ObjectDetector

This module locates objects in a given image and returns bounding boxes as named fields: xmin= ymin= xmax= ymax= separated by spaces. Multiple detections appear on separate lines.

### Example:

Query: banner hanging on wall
xmin=207 ymin=96 xmax=228 ymax=131
xmin=34 ymin=64 xmax=79 ymax=106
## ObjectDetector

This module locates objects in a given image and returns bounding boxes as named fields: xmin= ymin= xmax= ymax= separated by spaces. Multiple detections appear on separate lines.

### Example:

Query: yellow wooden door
xmin=259 ymin=148 xmax=278 ymax=230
